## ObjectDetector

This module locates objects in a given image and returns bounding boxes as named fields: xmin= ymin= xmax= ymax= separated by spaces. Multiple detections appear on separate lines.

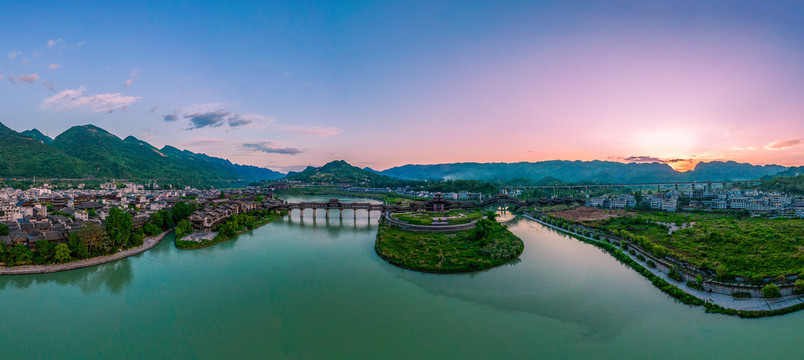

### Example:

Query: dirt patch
xmin=549 ymin=206 xmax=633 ymax=222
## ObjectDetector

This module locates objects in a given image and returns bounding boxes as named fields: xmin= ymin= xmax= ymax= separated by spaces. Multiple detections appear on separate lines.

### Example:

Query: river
xmin=0 ymin=196 xmax=800 ymax=359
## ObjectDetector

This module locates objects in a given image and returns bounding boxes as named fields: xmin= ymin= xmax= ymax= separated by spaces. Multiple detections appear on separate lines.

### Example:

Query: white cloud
xmin=49 ymin=63 xmax=62 ymax=70
xmin=41 ymin=86 xmax=142 ymax=113
xmin=46 ymin=39 xmax=63 ymax=49
xmin=281 ymin=125 xmax=342 ymax=137
xmin=8 ymin=50 xmax=21 ymax=59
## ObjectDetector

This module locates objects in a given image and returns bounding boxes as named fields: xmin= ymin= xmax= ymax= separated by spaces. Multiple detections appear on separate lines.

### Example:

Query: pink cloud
xmin=49 ymin=64 xmax=62 ymax=70
xmin=764 ymin=138 xmax=802 ymax=150
xmin=40 ymin=86 xmax=142 ymax=113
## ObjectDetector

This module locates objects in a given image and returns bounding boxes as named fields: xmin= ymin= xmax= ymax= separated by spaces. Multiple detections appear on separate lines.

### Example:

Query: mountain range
xmin=0 ymin=122 xmax=284 ymax=185
xmin=377 ymin=160 xmax=791 ymax=184
xmin=2 ymin=121 xmax=799 ymax=187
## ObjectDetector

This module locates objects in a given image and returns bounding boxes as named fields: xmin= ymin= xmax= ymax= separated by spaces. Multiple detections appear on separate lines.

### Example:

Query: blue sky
xmin=2 ymin=1 xmax=803 ymax=172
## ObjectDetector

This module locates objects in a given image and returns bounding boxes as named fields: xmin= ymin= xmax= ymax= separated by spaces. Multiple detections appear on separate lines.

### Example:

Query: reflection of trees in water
xmin=0 ymin=260 xmax=134 ymax=294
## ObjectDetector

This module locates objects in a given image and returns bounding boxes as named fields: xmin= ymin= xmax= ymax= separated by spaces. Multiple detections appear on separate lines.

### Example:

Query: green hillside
xmin=0 ymin=122 xmax=283 ymax=185
xmin=756 ymin=174 xmax=804 ymax=195
xmin=20 ymin=129 xmax=54 ymax=144
xmin=0 ymin=122 xmax=89 ymax=178
xmin=284 ymin=160 xmax=398 ymax=185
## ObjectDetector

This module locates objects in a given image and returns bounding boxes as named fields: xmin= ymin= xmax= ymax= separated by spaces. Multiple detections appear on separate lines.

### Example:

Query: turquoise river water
xmin=0 ymin=196 xmax=801 ymax=359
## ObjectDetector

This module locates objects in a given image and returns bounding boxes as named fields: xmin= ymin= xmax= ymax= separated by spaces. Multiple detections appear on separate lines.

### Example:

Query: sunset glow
xmin=1 ymin=1 xmax=802 ymax=171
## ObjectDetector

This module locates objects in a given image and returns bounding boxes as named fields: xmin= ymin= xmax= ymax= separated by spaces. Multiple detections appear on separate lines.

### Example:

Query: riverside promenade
xmin=522 ymin=214 xmax=804 ymax=312
xmin=0 ymin=230 xmax=171 ymax=275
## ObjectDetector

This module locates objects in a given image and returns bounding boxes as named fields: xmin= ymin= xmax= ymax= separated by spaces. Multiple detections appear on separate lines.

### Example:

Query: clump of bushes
xmin=646 ymin=260 xmax=656 ymax=268
xmin=795 ymin=279 xmax=804 ymax=295
xmin=687 ymin=281 xmax=704 ymax=291
xmin=762 ymin=283 xmax=781 ymax=298
xmin=636 ymin=254 xmax=646 ymax=262
xmin=668 ymin=267 xmax=684 ymax=282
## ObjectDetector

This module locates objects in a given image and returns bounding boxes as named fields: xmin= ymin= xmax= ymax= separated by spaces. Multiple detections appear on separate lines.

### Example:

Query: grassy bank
xmin=176 ymin=210 xmax=286 ymax=249
xmin=581 ymin=212 xmax=804 ymax=280
xmin=375 ymin=217 xmax=523 ymax=273
xmin=532 ymin=214 xmax=804 ymax=318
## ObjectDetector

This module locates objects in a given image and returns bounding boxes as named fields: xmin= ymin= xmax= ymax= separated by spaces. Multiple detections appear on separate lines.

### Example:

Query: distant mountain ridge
xmin=378 ymin=160 xmax=792 ymax=183
xmin=0 ymin=122 xmax=284 ymax=185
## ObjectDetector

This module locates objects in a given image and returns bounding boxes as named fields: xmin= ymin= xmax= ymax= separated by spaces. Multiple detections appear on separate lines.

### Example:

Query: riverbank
xmin=0 ymin=230 xmax=172 ymax=275
xmin=522 ymin=213 xmax=804 ymax=317
xmin=176 ymin=212 xmax=285 ymax=249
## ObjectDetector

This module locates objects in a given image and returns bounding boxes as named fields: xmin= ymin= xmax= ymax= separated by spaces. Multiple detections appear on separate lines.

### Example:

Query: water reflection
xmin=389 ymin=216 xmax=645 ymax=342
xmin=0 ymin=259 xmax=134 ymax=294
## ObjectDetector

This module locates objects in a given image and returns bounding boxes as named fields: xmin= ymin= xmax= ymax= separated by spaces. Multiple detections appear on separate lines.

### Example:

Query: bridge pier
xmin=326 ymin=208 xmax=330 ymax=219
xmin=313 ymin=209 xmax=316 ymax=219
xmin=339 ymin=209 xmax=343 ymax=219
xmin=299 ymin=209 xmax=304 ymax=218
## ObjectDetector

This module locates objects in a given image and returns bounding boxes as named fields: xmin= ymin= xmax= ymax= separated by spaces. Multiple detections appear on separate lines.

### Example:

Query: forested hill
xmin=379 ymin=160 xmax=790 ymax=184
xmin=0 ymin=122 xmax=284 ymax=185
xmin=283 ymin=160 xmax=400 ymax=185
xmin=756 ymin=174 xmax=804 ymax=195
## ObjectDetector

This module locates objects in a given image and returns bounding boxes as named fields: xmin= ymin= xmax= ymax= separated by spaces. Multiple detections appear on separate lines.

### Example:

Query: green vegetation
xmin=0 ymin=223 xmax=8 ymax=236
xmin=762 ymin=283 xmax=782 ymax=298
xmin=175 ymin=210 xmax=286 ymax=249
xmin=756 ymin=174 xmax=804 ymax=195
xmin=375 ymin=216 xmax=523 ymax=273
xmin=795 ymin=279 xmax=804 ymax=295
xmin=582 ymin=212 xmax=803 ymax=279
xmin=175 ymin=219 xmax=193 ymax=239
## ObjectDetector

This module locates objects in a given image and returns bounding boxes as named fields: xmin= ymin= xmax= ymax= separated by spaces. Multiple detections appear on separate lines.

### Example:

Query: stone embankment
xmin=0 ymin=230 xmax=171 ymax=275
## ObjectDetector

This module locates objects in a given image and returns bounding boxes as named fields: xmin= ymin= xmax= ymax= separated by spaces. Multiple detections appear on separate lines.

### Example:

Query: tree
xmin=11 ymin=244 xmax=33 ymax=265
xmin=175 ymin=219 xmax=193 ymax=239
xmin=105 ymin=207 xmax=133 ymax=249
xmin=762 ymin=283 xmax=781 ymax=298
xmin=149 ymin=212 xmax=164 ymax=229
xmin=78 ymin=222 xmax=107 ymax=255
xmin=35 ymin=240 xmax=55 ymax=264
xmin=143 ymin=222 xmax=161 ymax=237
xmin=795 ymin=279 xmax=804 ymax=295
xmin=0 ymin=223 xmax=8 ymax=236
xmin=67 ymin=232 xmax=89 ymax=259
xmin=716 ymin=264 xmax=728 ymax=280
xmin=54 ymin=244 xmax=71 ymax=263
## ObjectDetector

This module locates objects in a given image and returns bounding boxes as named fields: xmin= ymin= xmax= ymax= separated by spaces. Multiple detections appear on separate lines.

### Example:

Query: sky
xmin=1 ymin=0 xmax=803 ymax=173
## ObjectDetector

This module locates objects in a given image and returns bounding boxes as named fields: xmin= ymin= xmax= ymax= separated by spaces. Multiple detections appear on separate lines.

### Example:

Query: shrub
xmin=795 ymin=279 xmax=804 ymax=295
xmin=687 ymin=281 xmax=704 ymax=291
xmin=636 ymin=254 xmax=645 ymax=262
xmin=668 ymin=267 xmax=683 ymax=282
xmin=628 ymin=249 xmax=636 ymax=256
xmin=762 ymin=283 xmax=781 ymax=298
xmin=646 ymin=260 xmax=656 ymax=268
